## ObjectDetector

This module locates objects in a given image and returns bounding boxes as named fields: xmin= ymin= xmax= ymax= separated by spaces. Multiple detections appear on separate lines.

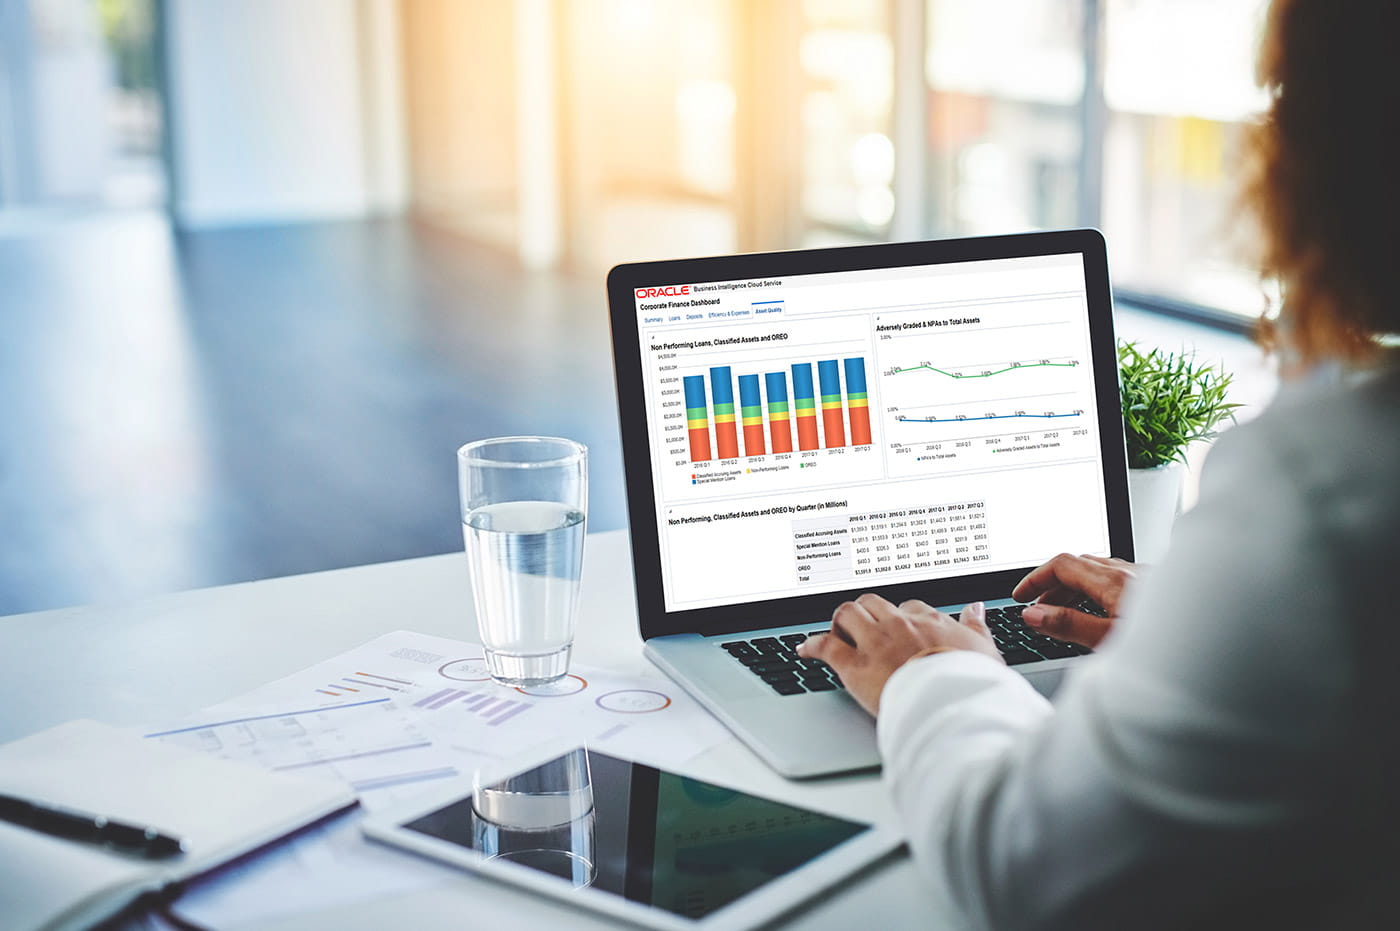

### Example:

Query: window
xmin=1099 ymin=0 xmax=1271 ymax=317
xmin=724 ymin=0 xmax=1271 ymax=324
xmin=924 ymin=0 xmax=1084 ymax=236
xmin=390 ymin=0 xmax=1276 ymax=325
xmin=0 ymin=0 xmax=165 ymax=211
xmin=797 ymin=0 xmax=894 ymax=244
xmin=560 ymin=0 xmax=739 ymax=271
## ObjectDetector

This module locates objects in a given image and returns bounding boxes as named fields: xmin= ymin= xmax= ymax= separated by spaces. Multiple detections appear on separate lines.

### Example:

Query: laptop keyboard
xmin=721 ymin=604 xmax=1094 ymax=697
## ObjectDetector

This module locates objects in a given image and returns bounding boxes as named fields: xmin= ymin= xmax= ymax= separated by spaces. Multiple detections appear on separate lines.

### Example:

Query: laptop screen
xmin=626 ymin=250 xmax=1115 ymax=614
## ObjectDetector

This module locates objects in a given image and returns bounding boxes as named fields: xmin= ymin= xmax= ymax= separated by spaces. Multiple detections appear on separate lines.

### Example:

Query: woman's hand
xmin=797 ymin=593 xmax=1002 ymax=716
xmin=1011 ymin=553 xmax=1137 ymax=648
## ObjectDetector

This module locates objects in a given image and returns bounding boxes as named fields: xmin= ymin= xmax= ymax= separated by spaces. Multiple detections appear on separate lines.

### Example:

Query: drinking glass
xmin=458 ymin=436 xmax=587 ymax=685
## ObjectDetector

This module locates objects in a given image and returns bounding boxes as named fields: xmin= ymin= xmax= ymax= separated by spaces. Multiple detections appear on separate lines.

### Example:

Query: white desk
xmin=0 ymin=530 xmax=943 ymax=930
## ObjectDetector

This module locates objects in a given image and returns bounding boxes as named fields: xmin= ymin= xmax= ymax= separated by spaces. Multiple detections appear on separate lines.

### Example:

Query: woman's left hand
xmin=797 ymin=593 xmax=1002 ymax=716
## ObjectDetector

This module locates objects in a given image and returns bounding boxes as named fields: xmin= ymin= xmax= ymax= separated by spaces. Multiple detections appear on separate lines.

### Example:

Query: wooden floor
xmin=0 ymin=213 xmax=628 ymax=615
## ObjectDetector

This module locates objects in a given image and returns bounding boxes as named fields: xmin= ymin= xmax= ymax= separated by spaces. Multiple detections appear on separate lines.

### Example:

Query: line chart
xmin=896 ymin=411 xmax=1082 ymax=425
xmin=885 ymin=358 xmax=1080 ymax=380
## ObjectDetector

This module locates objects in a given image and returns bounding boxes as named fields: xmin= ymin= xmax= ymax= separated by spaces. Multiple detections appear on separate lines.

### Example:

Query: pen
xmin=0 ymin=793 xmax=185 ymax=859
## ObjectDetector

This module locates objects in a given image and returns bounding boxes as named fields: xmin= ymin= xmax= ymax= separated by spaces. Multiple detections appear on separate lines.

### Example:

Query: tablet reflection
xmin=471 ymin=747 xmax=596 ymax=888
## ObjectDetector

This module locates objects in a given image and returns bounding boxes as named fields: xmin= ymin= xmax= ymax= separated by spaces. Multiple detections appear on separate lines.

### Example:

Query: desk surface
xmin=0 ymin=529 xmax=943 ymax=930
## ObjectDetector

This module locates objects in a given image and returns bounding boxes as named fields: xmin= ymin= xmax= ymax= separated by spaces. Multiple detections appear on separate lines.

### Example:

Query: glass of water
xmin=458 ymin=436 xmax=587 ymax=685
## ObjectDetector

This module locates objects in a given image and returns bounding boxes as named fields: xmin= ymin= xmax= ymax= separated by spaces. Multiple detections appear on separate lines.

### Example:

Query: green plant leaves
xmin=1118 ymin=340 xmax=1242 ymax=469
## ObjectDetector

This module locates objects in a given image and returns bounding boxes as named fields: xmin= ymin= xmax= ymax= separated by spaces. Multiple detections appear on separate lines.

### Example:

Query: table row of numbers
xmin=791 ymin=501 xmax=991 ymax=586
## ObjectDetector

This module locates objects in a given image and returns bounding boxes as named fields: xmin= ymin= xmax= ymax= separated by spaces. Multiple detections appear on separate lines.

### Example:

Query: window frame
xmin=882 ymin=0 xmax=1259 ymax=334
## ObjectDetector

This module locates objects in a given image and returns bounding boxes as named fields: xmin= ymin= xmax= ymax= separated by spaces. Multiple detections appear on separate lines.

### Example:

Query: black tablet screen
xmin=403 ymin=748 xmax=868 ymax=919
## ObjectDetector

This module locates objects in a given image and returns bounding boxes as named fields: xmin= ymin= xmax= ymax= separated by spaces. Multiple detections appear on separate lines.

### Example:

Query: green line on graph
xmin=889 ymin=360 xmax=1078 ymax=379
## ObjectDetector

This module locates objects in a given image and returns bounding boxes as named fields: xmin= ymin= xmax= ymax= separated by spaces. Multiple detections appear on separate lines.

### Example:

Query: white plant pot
xmin=1127 ymin=461 xmax=1185 ymax=564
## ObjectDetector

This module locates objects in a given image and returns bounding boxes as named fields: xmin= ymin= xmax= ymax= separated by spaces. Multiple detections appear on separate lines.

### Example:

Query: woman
xmin=799 ymin=1 xmax=1400 ymax=926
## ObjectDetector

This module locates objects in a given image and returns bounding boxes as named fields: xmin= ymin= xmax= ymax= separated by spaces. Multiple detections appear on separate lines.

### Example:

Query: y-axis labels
xmin=683 ymin=375 xmax=712 ymax=463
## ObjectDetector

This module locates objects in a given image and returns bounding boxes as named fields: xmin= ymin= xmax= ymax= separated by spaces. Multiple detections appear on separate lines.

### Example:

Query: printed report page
xmin=633 ymin=254 xmax=1112 ymax=612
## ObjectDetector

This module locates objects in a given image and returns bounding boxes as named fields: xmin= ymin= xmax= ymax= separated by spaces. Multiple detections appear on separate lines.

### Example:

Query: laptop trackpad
xmin=1024 ymin=666 xmax=1065 ymax=698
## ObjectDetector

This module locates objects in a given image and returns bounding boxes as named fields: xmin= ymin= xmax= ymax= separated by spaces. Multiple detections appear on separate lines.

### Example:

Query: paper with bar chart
xmin=633 ymin=253 xmax=1113 ymax=611
xmin=154 ymin=631 xmax=729 ymax=775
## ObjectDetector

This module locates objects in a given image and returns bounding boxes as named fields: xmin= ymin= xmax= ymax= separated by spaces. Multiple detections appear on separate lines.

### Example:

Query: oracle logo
xmin=636 ymin=286 xmax=690 ymax=299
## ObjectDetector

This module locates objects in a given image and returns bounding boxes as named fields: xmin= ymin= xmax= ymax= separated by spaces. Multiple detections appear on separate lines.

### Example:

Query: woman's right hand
xmin=1011 ymin=553 xmax=1137 ymax=648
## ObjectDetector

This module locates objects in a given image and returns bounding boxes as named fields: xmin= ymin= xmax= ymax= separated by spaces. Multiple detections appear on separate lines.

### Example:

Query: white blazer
xmin=878 ymin=360 xmax=1400 ymax=929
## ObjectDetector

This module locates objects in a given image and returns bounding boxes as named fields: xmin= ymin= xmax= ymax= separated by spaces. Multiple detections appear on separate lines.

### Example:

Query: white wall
xmin=164 ymin=0 xmax=404 ymax=227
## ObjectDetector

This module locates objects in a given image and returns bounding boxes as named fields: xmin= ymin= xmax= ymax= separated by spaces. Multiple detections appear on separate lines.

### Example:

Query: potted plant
xmin=1118 ymin=340 xmax=1241 ymax=562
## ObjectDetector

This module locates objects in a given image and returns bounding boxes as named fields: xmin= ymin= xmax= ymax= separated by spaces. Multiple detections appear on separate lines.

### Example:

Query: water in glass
xmin=464 ymin=500 xmax=585 ymax=683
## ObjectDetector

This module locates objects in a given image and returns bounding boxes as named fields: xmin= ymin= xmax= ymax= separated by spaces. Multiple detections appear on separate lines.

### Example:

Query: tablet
xmin=362 ymin=746 xmax=902 ymax=930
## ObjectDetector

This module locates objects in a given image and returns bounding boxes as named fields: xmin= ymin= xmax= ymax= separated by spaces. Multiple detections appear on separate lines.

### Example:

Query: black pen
xmin=0 ymin=793 xmax=185 ymax=859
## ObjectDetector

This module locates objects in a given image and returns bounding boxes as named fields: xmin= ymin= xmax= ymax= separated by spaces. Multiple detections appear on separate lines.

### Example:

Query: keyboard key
xmin=761 ymin=671 xmax=800 ymax=683
xmin=751 ymin=637 xmax=783 ymax=652
xmin=804 ymin=679 xmax=838 ymax=692
xmin=770 ymin=681 xmax=808 ymax=696
xmin=722 ymin=641 xmax=757 ymax=657
xmin=749 ymin=661 xmax=799 ymax=675
xmin=1002 ymin=649 xmax=1042 ymax=666
xmin=1036 ymin=642 xmax=1081 ymax=659
xmin=780 ymin=633 xmax=808 ymax=646
xmin=1070 ymin=597 xmax=1110 ymax=618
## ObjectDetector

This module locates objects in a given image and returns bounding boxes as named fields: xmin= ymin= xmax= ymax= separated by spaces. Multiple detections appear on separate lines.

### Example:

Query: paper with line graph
xmin=148 ymin=630 xmax=730 ymax=802
xmin=146 ymin=699 xmax=458 ymax=803
xmin=276 ymin=629 xmax=730 ymax=769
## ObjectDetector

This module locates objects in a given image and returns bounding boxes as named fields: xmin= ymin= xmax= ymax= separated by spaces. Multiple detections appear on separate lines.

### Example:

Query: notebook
xmin=605 ymin=229 xmax=1133 ymax=777
xmin=0 ymin=719 xmax=358 ymax=931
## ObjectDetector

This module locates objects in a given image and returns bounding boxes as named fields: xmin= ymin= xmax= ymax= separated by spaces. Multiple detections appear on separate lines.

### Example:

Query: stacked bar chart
xmin=709 ymin=366 xmax=740 ymax=459
xmin=817 ymin=360 xmax=846 ymax=448
xmin=683 ymin=375 xmax=712 ymax=462
xmin=843 ymin=357 xmax=872 ymax=445
xmin=792 ymin=363 xmax=820 ymax=451
xmin=738 ymin=374 xmax=765 ymax=457
xmin=764 ymin=371 xmax=793 ymax=453
xmin=678 ymin=357 xmax=873 ymax=463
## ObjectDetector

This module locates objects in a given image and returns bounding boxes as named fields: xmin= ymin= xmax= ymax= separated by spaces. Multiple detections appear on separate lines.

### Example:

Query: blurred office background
xmin=0 ymin=0 xmax=1275 ymax=615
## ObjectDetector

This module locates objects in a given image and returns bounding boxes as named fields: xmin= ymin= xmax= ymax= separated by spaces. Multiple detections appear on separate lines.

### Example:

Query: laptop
xmin=605 ymin=229 xmax=1133 ymax=778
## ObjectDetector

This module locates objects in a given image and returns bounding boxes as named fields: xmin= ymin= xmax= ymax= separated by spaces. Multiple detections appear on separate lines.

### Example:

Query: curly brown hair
xmin=1242 ymin=0 xmax=1400 ymax=364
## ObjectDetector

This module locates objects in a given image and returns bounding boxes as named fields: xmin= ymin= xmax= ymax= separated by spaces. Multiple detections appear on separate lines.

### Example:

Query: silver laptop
xmin=606 ymin=230 xmax=1133 ymax=778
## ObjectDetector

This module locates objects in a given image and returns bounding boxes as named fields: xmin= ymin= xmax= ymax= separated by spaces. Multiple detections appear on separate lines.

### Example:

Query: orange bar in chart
xmin=817 ymin=360 xmax=846 ymax=448
xmin=843 ymin=357 xmax=872 ymax=445
xmin=791 ymin=363 xmax=819 ymax=450
xmin=709 ymin=366 xmax=740 ymax=459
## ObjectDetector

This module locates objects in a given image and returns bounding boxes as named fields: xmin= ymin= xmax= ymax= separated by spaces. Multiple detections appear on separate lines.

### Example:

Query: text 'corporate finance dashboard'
xmin=633 ymin=255 xmax=1112 ymax=611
